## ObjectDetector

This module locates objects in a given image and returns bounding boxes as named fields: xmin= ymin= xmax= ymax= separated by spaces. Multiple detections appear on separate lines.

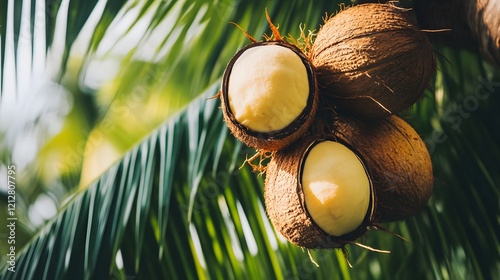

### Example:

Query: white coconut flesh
xmin=301 ymin=141 xmax=370 ymax=237
xmin=228 ymin=45 xmax=309 ymax=132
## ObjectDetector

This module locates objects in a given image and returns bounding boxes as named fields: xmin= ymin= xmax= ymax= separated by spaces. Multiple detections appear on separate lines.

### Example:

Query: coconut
xmin=414 ymin=0 xmax=500 ymax=67
xmin=413 ymin=0 xmax=477 ymax=52
xmin=311 ymin=3 xmax=435 ymax=118
xmin=331 ymin=114 xmax=434 ymax=222
xmin=220 ymin=41 xmax=319 ymax=151
xmin=264 ymin=114 xmax=433 ymax=248
xmin=465 ymin=0 xmax=500 ymax=66
xmin=264 ymin=136 xmax=375 ymax=249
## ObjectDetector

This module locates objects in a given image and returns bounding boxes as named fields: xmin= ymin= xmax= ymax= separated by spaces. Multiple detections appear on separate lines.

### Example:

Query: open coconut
xmin=311 ymin=3 xmax=435 ymax=118
xmin=264 ymin=136 xmax=375 ymax=249
xmin=264 ymin=114 xmax=433 ymax=249
xmin=220 ymin=41 xmax=319 ymax=151
xmin=331 ymin=114 xmax=434 ymax=222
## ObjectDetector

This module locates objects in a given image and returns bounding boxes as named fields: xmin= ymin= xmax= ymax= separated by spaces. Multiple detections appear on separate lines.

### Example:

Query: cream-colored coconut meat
xmin=228 ymin=45 xmax=309 ymax=132
xmin=301 ymin=141 xmax=370 ymax=237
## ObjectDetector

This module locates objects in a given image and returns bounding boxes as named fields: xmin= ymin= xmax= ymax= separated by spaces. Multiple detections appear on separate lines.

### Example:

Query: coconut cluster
xmin=219 ymin=4 xmax=435 ymax=251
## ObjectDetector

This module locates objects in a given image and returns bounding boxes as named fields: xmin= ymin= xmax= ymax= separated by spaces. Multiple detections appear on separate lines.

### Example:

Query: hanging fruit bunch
xmin=218 ymin=3 xmax=435 ymax=261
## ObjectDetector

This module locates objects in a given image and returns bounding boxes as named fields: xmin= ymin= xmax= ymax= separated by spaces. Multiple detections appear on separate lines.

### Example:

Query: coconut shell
xmin=414 ymin=0 xmax=478 ymax=52
xmin=264 ymin=137 xmax=375 ymax=249
xmin=332 ymin=114 xmax=434 ymax=222
xmin=466 ymin=0 xmax=500 ymax=66
xmin=220 ymin=41 xmax=319 ymax=151
xmin=414 ymin=0 xmax=500 ymax=67
xmin=311 ymin=3 xmax=435 ymax=118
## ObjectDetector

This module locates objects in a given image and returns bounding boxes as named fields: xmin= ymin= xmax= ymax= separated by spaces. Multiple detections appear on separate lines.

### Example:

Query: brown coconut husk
xmin=264 ymin=114 xmax=433 ymax=249
xmin=332 ymin=114 xmax=434 ymax=222
xmin=413 ymin=0 xmax=478 ymax=51
xmin=220 ymin=41 xmax=319 ymax=151
xmin=311 ymin=3 xmax=436 ymax=118
xmin=465 ymin=0 xmax=500 ymax=66
xmin=414 ymin=0 xmax=500 ymax=67
xmin=264 ymin=136 xmax=375 ymax=249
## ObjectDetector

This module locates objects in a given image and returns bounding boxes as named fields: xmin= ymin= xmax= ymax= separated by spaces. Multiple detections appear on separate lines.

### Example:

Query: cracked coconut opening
xmin=228 ymin=44 xmax=309 ymax=132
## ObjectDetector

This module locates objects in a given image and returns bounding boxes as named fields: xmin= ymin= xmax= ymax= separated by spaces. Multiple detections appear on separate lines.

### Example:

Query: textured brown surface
xmin=414 ymin=0 xmax=478 ymax=51
xmin=264 ymin=137 xmax=374 ymax=249
xmin=415 ymin=0 xmax=499 ymax=67
xmin=220 ymin=41 xmax=318 ymax=151
xmin=466 ymin=0 xmax=500 ymax=66
xmin=332 ymin=115 xmax=434 ymax=222
xmin=311 ymin=3 xmax=435 ymax=118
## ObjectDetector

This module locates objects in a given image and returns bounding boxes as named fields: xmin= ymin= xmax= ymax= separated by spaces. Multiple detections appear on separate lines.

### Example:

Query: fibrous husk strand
xmin=240 ymin=150 xmax=273 ymax=175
